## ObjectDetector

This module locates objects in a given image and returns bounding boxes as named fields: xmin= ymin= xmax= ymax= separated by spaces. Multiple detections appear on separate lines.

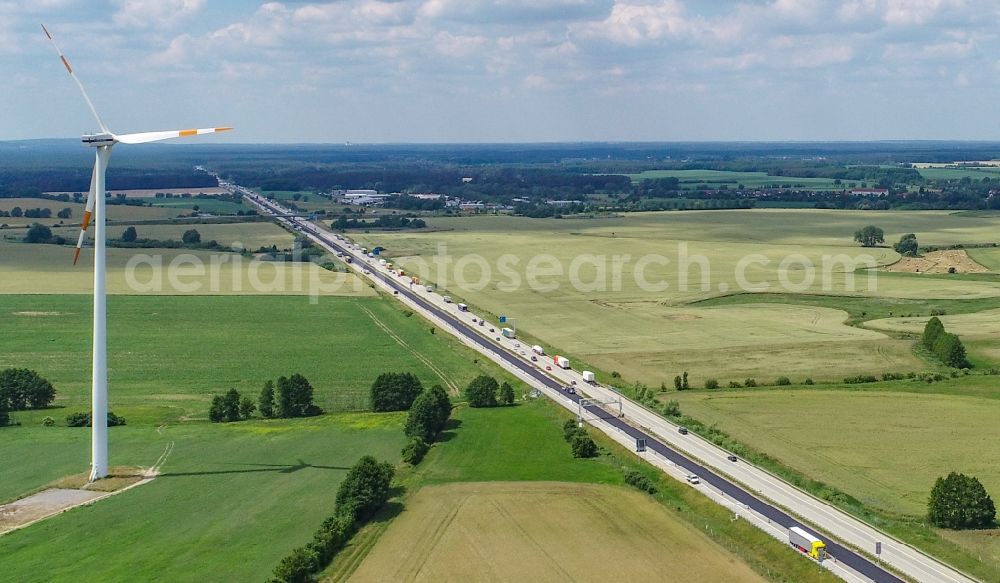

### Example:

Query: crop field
xmin=671 ymin=383 xmax=1000 ymax=577
xmin=915 ymin=167 xmax=1000 ymax=180
xmin=350 ymin=210 xmax=1000 ymax=382
xmin=623 ymin=169 xmax=844 ymax=190
xmin=0 ymin=295 xmax=507 ymax=418
xmin=865 ymin=308 xmax=1000 ymax=366
xmin=673 ymin=385 xmax=1000 ymax=516
xmin=0 ymin=238 xmax=366 ymax=295
xmin=0 ymin=197 xmax=180 ymax=226
xmin=105 ymin=222 xmax=296 ymax=251
xmin=967 ymin=247 xmax=1000 ymax=271
xmin=148 ymin=197 xmax=245 ymax=214
xmin=347 ymin=482 xmax=766 ymax=583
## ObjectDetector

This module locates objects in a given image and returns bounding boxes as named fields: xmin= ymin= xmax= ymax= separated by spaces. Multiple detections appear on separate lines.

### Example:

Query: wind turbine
xmin=42 ymin=25 xmax=232 ymax=481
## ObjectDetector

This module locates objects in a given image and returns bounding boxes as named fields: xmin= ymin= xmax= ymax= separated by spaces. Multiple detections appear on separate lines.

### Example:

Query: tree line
xmin=330 ymin=214 xmax=426 ymax=230
xmin=922 ymin=317 xmax=970 ymax=368
xmin=270 ymin=456 xmax=395 ymax=583
xmin=209 ymin=374 xmax=322 ymax=423
xmin=0 ymin=207 xmax=72 ymax=219
xmin=0 ymin=169 xmax=217 ymax=198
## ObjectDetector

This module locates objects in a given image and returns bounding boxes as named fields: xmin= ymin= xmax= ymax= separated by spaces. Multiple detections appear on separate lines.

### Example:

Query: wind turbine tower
xmin=42 ymin=25 xmax=232 ymax=481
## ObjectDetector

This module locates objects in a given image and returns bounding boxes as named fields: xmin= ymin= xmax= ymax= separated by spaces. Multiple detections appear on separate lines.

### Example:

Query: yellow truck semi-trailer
xmin=788 ymin=526 xmax=826 ymax=561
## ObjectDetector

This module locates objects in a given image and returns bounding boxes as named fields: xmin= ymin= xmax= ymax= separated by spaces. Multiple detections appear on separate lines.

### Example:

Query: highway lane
xmin=244 ymin=191 xmax=968 ymax=583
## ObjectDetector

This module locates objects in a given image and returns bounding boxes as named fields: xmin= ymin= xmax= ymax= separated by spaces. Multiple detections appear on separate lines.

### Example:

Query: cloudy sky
xmin=3 ymin=0 xmax=1000 ymax=143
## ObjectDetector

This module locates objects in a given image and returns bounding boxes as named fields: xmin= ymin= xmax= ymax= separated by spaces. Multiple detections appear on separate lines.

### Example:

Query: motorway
xmin=244 ymin=190 xmax=976 ymax=583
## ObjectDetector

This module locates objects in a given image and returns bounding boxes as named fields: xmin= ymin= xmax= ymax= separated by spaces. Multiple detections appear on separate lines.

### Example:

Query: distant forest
xmin=6 ymin=140 xmax=1000 ymax=211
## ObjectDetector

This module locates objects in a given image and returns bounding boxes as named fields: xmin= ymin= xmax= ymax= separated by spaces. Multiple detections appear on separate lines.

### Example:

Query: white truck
xmin=788 ymin=527 xmax=826 ymax=561
xmin=457 ymin=303 xmax=468 ymax=312
xmin=501 ymin=327 xmax=516 ymax=338
xmin=582 ymin=370 xmax=596 ymax=383
xmin=553 ymin=355 xmax=570 ymax=369
xmin=531 ymin=345 xmax=545 ymax=355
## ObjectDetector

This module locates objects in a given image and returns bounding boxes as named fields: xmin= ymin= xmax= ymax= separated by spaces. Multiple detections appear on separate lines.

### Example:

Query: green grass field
xmin=915 ymin=167 xmax=1000 ymax=180
xmin=623 ymin=169 xmax=844 ymax=190
xmin=349 ymin=210 xmax=1000 ymax=383
xmin=0 ymin=290 xmax=516 ymax=582
xmin=0 ymin=414 xmax=407 ymax=582
xmin=0 ymin=295 xmax=502 ymax=419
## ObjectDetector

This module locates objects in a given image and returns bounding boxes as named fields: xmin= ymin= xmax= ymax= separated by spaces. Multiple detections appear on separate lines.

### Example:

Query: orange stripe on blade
xmin=81 ymin=210 xmax=92 ymax=231
xmin=179 ymin=129 xmax=197 ymax=136
xmin=215 ymin=127 xmax=233 ymax=132
xmin=72 ymin=247 xmax=81 ymax=266
xmin=60 ymin=55 xmax=72 ymax=74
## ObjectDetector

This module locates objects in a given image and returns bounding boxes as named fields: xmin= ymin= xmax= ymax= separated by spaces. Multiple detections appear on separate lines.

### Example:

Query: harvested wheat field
xmin=883 ymin=249 xmax=988 ymax=274
xmin=347 ymin=481 xmax=765 ymax=583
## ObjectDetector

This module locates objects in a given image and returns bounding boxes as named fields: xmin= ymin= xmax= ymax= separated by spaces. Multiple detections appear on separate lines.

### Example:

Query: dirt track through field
xmin=359 ymin=305 xmax=460 ymax=394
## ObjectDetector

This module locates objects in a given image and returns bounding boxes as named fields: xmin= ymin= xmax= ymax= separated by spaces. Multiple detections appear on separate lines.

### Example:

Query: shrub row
xmin=624 ymin=470 xmax=658 ymax=495
xmin=562 ymin=419 xmax=598 ymax=458
xmin=923 ymin=317 xmax=971 ymax=368
xmin=402 ymin=384 xmax=452 ymax=466
xmin=66 ymin=411 xmax=126 ymax=427
xmin=270 ymin=456 xmax=394 ymax=583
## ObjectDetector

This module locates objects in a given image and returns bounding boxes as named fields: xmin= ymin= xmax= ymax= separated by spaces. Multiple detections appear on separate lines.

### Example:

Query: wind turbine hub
xmin=82 ymin=133 xmax=116 ymax=147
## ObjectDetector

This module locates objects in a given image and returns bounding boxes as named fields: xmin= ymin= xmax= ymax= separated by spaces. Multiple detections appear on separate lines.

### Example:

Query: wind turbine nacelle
xmin=82 ymin=133 xmax=116 ymax=147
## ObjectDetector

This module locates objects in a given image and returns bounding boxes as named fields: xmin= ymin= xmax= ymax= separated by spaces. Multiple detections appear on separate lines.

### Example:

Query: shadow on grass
xmin=435 ymin=418 xmax=463 ymax=443
xmin=368 ymin=500 xmax=405 ymax=525
xmin=160 ymin=459 xmax=351 ymax=477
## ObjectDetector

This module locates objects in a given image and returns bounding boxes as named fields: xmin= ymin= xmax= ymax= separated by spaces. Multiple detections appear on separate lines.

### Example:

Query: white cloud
xmin=112 ymin=0 xmax=205 ymax=28
xmin=883 ymin=0 xmax=968 ymax=26
xmin=578 ymin=0 xmax=697 ymax=45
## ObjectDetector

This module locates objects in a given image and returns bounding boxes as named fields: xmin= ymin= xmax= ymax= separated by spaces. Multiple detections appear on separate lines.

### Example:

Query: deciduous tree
xmin=853 ymin=225 xmax=885 ymax=247
xmin=928 ymin=472 xmax=996 ymax=529
xmin=498 ymin=381 xmax=515 ymax=406
xmin=370 ymin=372 xmax=423 ymax=412
xmin=894 ymin=233 xmax=918 ymax=256
xmin=465 ymin=375 xmax=498 ymax=408
xmin=259 ymin=380 xmax=275 ymax=418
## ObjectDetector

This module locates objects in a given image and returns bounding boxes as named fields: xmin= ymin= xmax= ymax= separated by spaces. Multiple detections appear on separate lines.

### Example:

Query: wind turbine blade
xmin=73 ymin=163 xmax=98 ymax=265
xmin=41 ymin=24 xmax=110 ymax=134
xmin=115 ymin=127 xmax=233 ymax=145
